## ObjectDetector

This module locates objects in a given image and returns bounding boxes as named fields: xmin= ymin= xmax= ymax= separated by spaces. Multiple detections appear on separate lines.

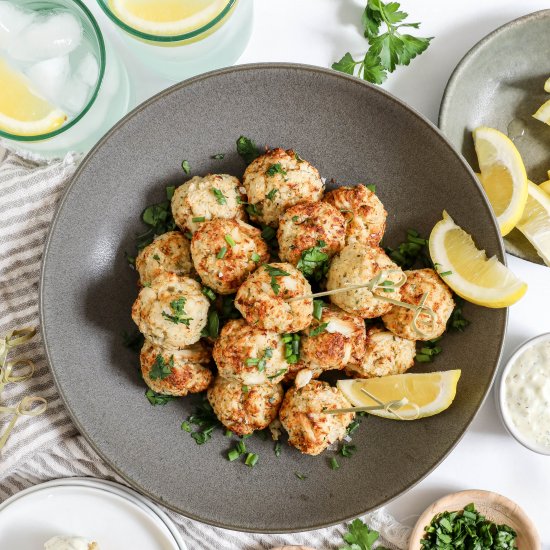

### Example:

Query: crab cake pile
xmin=345 ymin=325 xmax=416 ymax=379
xmin=243 ymin=148 xmax=324 ymax=227
xmin=127 ymin=147 xmax=460 ymax=458
xmin=136 ymin=231 xmax=195 ymax=287
xmin=279 ymin=380 xmax=354 ymax=455
xmin=191 ymin=218 xmax=269 ymax=294
xmin=171 ymin=174 xmax=246 ymax=234
xmin=323 ymin=184 xmax=387 ymax=246
xmin=382 ymin=268 xmax=455 ymax=340
xmin=277 ymin=201 xmax=346 ymax=265
xmin=235 ymin=262 xmax=313 ymax=333
xmin=208 ymin=377 xmax=284 ymax=436
xmin=326 ymin=244 xmax=404 ymax=318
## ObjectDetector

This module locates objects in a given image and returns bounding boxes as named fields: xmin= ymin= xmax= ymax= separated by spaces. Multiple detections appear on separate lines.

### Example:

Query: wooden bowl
xmin=408 ymin=490 xmax=540 ymax=549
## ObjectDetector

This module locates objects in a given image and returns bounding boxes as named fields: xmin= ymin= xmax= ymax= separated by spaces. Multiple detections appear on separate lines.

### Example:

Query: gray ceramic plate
xmin=40 ymin=63 xmax=507 ymax=533
xmin=439 ymin=10 xmax=550 ymax=265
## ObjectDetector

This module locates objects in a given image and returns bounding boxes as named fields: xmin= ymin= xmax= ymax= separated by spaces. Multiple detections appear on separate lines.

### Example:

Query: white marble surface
xmin=82 ymin=1 xmax=549 ymax=545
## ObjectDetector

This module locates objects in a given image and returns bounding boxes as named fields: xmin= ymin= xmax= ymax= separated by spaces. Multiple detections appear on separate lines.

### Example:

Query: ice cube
xmin=0 ymin=2 xmax=35 ymax=51
xmin=75 ymin=52 xmax=99 ymax=87
xmin=8 ymin=11 xmax=82 ymax=62
xmin=59 ymin=77 xmax=90 ymax=116
xmin=25 ymin=56 xmax=70 ymax=103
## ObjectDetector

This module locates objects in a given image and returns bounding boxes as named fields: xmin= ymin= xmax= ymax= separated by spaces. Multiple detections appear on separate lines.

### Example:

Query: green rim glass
xmin=96 ymin=0 xmax=236 ymax=43
xmin=0 ymin=0 xmax=106 ymax=142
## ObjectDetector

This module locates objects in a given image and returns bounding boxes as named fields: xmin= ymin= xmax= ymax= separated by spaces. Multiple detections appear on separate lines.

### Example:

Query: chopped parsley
xmin=340 ymin=518 xmax=388 ymax=550
xmin=264 ymin=264 xmax=290 ymax=295
xmin=245 ymin=347 xmax=273 ymax=372
xmin=296 ymin=240 xmax=329 ymax=281
xmin=309 ymin=322 xmax=328 ymax=337
xmin=184 ymin=397 xmax=221 ymax=445
xmin=261 ymin=225 xmax=276 ymax=242
xmin=366 ymin=183 xmax=376 ymax=193
xmin=211 ymin=187 xmax=227 ymax=205
xmin=236 ymin=135 xmax=261 ymax=165
xmin=294 ymin=152 xmax=304 ymax=162
xmin=135 ymin=185 xmax=177 ymax=251
xmin=166 ymin=186 xmax=175 ymax=200
xmin=152 ymin=253 xmax=161 ymax=262
xmin=149 ymin=354 xmax=174 ymax=380
xmin=201 ymin=309 xmax=220 ymax=339
xmin=266 ymin=188 xmax=278 ymax=201
xmin=449 ymin=297 xmax=470 ymax=331
xmin=339 ymin=443 xmax=357 ymax=458
xmin=181 ymin=421 xmax=192 ymax=432
xmin=266 ymin=163 xmax=287 ymax=177
xmin=294 ymin=472 xmax=307 ymax=480
xmin=385 ymin=228 xmax=430 ymax=269
xmin=217 ymin=246 xmax=227 ymax=259
xmin=211 ymin=153 xmax=225 ymax=159
xmin=181 ymin=160 xmax=190 ymax=174
xmin=162 ymin=297 xmax=192 ymax=325
xmin=246 ymin=203 xmax=261 ymax=217
xmin=292 ymin=215 xmax=300 ymax=223
xmin=145 ymin=389 xmax=176 ymax=406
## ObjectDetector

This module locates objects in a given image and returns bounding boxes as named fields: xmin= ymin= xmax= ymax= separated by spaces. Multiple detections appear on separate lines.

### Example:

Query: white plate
xmin=0 ymin=481 xmax=181 ymax=550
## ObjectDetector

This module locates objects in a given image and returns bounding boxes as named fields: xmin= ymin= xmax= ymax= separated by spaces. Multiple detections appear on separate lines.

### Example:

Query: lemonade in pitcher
xmin=97 ymin=0 xmax=253 ymax=81
xmin=0 ymin=0 xmax=131 ymax=160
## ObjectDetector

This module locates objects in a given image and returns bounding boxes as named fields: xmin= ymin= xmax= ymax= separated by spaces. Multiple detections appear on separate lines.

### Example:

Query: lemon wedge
xmin=0 ymin=59 xmax=66 ymax=137
xmin=337 ymin=371 xmax=461 ymax=420
xmin=540 ymin=179 xmax=550 ymax=196
xmin=533 ymin=99 xmax=550 ymax=126
xmin=515 ymin=181 xmax=550 ymax=266
xmin=473 ymin=126 xmax=528 ymax=236
xmin=429 ymin=211 xmax=527 ymax=308
xmin=110 ymin=0 xmax=228 ymax=36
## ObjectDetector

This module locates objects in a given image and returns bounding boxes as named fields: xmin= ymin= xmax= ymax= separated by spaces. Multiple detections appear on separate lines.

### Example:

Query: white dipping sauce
xmin=504 ymin=339 xmax=550 ymax=448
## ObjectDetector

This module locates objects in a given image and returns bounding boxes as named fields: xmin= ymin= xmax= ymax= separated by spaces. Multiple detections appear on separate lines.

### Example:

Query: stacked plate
xmin=0 ymin=478 xmax=186 ymax=549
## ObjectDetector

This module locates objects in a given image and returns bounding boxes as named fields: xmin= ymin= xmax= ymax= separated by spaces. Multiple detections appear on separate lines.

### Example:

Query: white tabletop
xmin=85 ymin=0 xmax=550 ymax=545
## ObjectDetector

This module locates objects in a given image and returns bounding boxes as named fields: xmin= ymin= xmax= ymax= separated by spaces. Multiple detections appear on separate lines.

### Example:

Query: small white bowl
xmin=496 ymin=332 xmax=550 ymax=455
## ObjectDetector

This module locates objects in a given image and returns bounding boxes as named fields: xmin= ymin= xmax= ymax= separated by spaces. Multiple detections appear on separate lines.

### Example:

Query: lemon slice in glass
xmin=0 ymin=59 xmax=66 ymax=137
xmin=337 ymin=371 xmax=461 ymax=421
xmin=429 ymin=211 xmax=527 ymax=308
xmin=110 ymin=0 xmax=228 ymax=36
xmin=544 ymin=77 xmax=550 ymax=93
xmin=533 ymin=99 xmax=550 ymax=126
xmin=473 ymin=126 xmax=528 ymax=236
xmin=516 ymin=181 xmax=550 ymax=266
xmin=539 ymin=179 xmax=550 ymax=196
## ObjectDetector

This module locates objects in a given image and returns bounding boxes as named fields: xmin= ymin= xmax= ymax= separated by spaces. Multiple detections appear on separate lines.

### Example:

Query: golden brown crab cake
xmin=140 ymin=340 xmax=212 ymax=396
xmin=242 ymin=148 xmax=324 ymax=227
xmin=136 ymin=231 xmax=195 ymax=287
xmin=323 ymin=184 xmax=387 ymax=246
xmin=277 ymin=201 xmax=346 ymax=266
xmin=326 ymin=244 xmax=404 ymax=318
xmin=171 ymin=174 xmax=247 ymax=234
xmin=235 ymin=262 xmax=313 ymax=333
xmin=207 ymin=376 xmax=284 ymax=436
xmin=279 ymin=380 xmax=354 ymax=456
xmin=212 ymin=319 xmax=288 ymax=385
xmin=131 ymin=273 xmax=209 ymax=349
xmin=382 ymin=268 xmax=455 ymax=341
xmin=345 ymin=325 xmax=416 ymax=378
xmin=300 ymin=304 xmax=366 ymax=371
xmin=190 ymin=218 xmax=269 ymax=294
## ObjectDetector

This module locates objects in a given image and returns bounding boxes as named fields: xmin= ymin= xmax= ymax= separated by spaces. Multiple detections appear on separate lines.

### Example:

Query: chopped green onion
xmin=181 ymin=160 xmax=190 ymax=174
xmin=227 ymin=449 xmax=240 ymax=461
xmin=309 ymin=322 xmax=328 ymax=337
xmin=181 ymin=421 xmax=192 ymax=432
xmin=211 ymin=188 xmax=227 ymax=205
xmin=225 ymin=234 xmax=236 ymax=247
xmin=225 ymin=429 xmax=233 ymax=437
xmin=202 ymin=287 xmax=216 ymax=301
xmin=217 ymin=246 xmax=227 ymax=259
xmin=313 ymin=299 xmax=324 ymax=321
xmin=184 ymin=232 xmax=193 ymax=239
xmin=236 ymin=440 xmax=247 ymax=455
xmin=294 ymin=472 xmax=307 ymax=480
xmin=245 ymin=453 xmax=259 ymax=467
xmin=439 ymin=270 xmax=452 ymax=277
xmin=274 ymin=441 xmax=282 ymax=457
xmin=192 ymin=216 xmax=205 ymax=223
xmin=251 ymin=252 xmax=261 ymax=263
xmin=330 ymin=457 xmax=340 ymax=470
xmin=266 ymin=189 xmax=278 ymax=201
xmin=211 ymin=153 xmax=225 ymax=159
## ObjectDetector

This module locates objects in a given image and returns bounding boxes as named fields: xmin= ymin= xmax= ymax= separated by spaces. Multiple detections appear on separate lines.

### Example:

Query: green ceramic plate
xmin=439 ymin=9 xmax=550 ymax=265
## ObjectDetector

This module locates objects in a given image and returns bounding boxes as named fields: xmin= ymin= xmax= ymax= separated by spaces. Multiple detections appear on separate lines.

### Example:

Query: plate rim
xmin=39 ymin=62 xmax=508 ymax=533
xmin=0 ymin=478 xmax=184 ymax=548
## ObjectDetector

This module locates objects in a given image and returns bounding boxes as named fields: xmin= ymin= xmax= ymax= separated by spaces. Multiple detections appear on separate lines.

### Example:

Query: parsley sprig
xmin=296 ymin=240 xmax=330 ymax=281
xmin=184 ymin=397 xmax=221 ymax=445
xmin=236 ymin=135 xmax=261 ymax=165
xmin=340 ymin=518 xmax=390 ymax=550
xmin=162 ymin=297 xmax=192 ymax=325
xmin=333 ymin=0 xmax=432 ymax=85
xmin=149 ymin=354 xmax=174 ymax=380
xmin=264 ymin=264 xmax=290 ymax=295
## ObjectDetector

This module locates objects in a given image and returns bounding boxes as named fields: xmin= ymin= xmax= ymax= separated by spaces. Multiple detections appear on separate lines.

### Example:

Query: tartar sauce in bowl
xmin=499 ymin=333 xmax=550 ymax=455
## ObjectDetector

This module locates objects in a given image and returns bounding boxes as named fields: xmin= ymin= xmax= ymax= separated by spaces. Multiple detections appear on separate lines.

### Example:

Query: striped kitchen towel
xmin=0 ymin=149 xmax=410 ymax=549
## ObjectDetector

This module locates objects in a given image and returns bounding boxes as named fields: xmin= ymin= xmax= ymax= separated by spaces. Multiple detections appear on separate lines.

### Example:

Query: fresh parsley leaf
xmin=185 ymin=396 xmax=221 ymax=445
xmin=162 ymin=297 xmax=192 ymax=325
xmin=385 ymin=228 xmax=430 ymax=269
xmin=236 ymin=135 xmax=261 ymax=164
xmin=201 ymin=309 xmax=220 ymax=339
xmin=449 ymin=297 xmax=470 ymax=332
xmin=366 ymin=183 xmax=376 ymax=193
xmin=339 ymin=443 xmax=357 ymax=458
xmin=340 ymin=518 xmax=381 ymax=550
xmin=149 ymin=354 xmax=174 ymax=380
xmin=251 ymin=252 xmax=261 ymax=263
xmin=246 ymin=203 xmax=261 ymax=217
xmin=333 ymin=0 xmax=432 ymax=85
xmin=266 ymin=163 xmax=287 ymax=177
xmin=211 ymin=187 xmax=227 ymax=205
xmin=264 ymin=264 xmax=290 ymax=295
xmin=266 ymin=188 xmax=278 ymax=201
xmin=211 ymin=153 xmax=225 ymax=159
xmin=145 ymin=389 xmax=176 ymax=406
xmin=296 ymin=241 xmax=329 ymax=281
xmin=166 ymin=186 xmax=175 ymax=200
xmin=181 ymin=160 xmax=190 ymax=174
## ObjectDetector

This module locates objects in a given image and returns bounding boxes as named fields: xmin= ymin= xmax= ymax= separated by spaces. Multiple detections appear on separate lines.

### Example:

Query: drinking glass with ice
xmin=0 ymin=0 xmax=131 ymax=159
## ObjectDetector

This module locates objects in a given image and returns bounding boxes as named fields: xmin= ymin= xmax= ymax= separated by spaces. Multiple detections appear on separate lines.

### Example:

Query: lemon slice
xmin=337 ymin=371 xmax=461 ymax=420
xmin=533 ymin=99 xmax=550 ymax=126
xmin=473 ymin=126 xmax=528 ymax=236
xmin=0 ymin=59 xmax=66 ymax=137
xmin=429 ymin=211 xmax=527 ymax=308
xmin=545 ymin=77 xmax=550 ymax=93
xmin=540 ymin=179 xmax=550 ymax=196
xmin=110 ymin=0 xmax=228 ymax=36
xmin=515 ymin=181 xmax=550 ymax=266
